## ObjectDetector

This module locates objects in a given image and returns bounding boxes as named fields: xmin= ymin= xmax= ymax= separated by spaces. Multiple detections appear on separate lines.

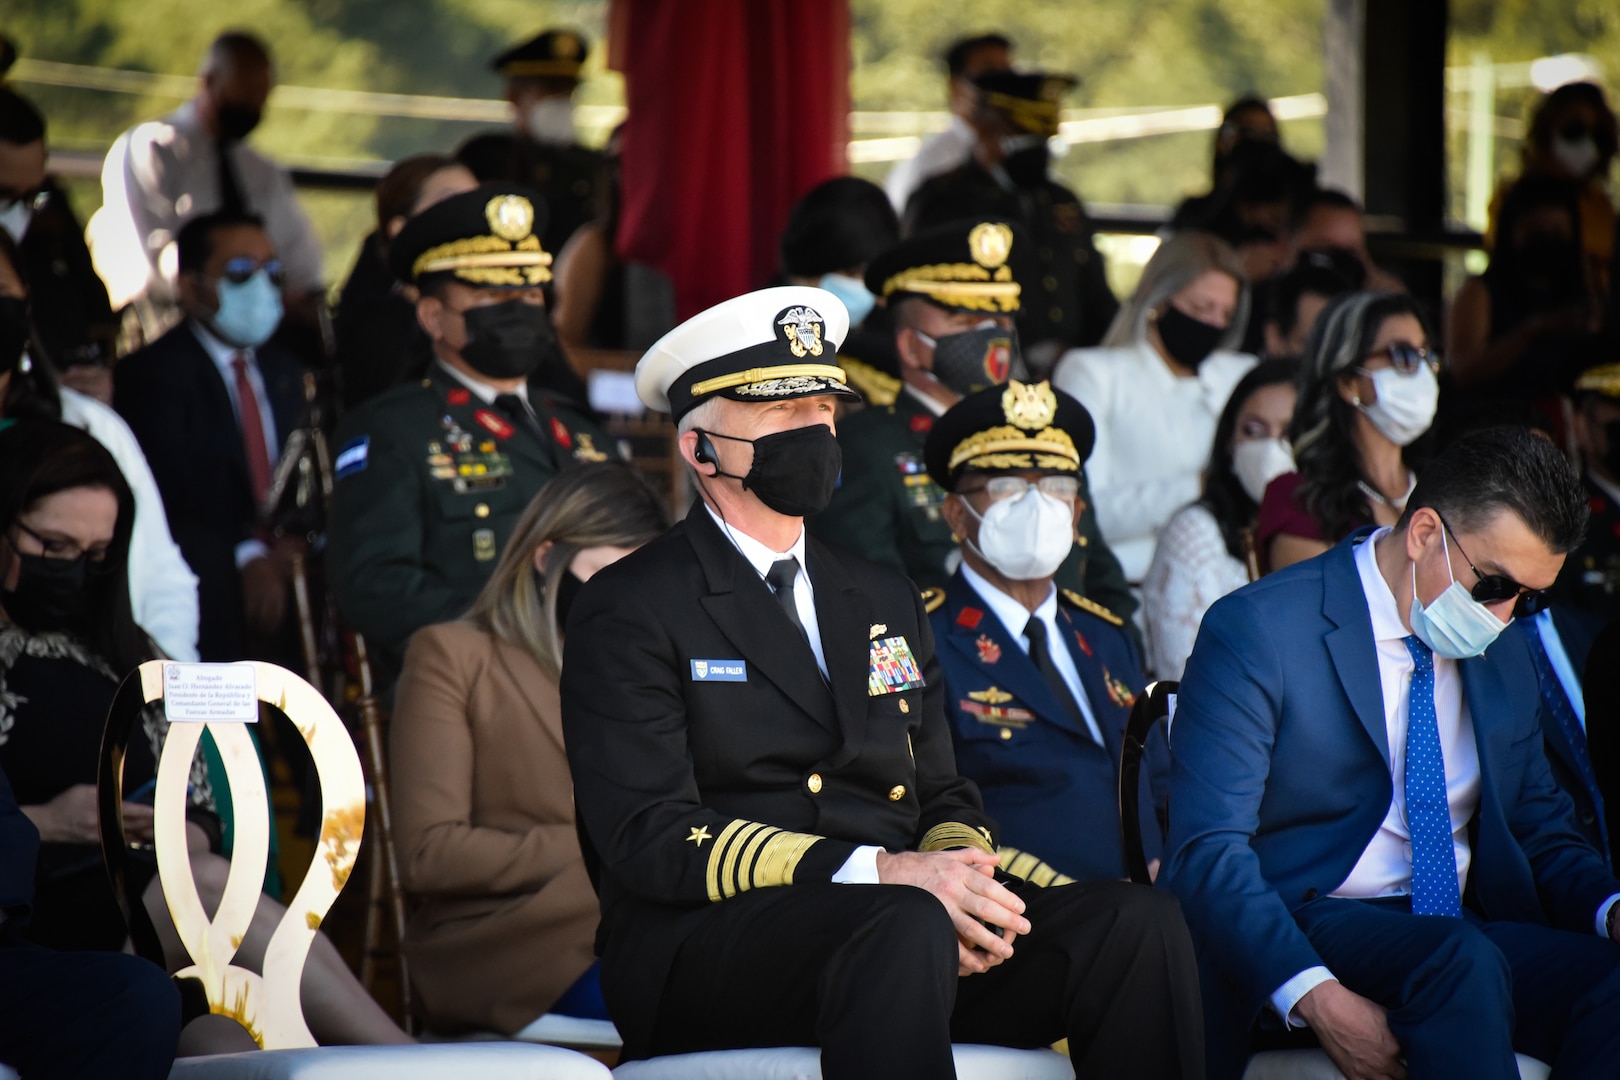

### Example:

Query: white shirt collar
xmin=437 ymin=360 xmax=528 ymax=407
xmin=703 ymin=502 xmax=808 ymax=575
xmin=902 ymin=382 xmax=951 ymax=417
xmin=960 ymin=560 xmax=1057 ymax=640
xmin=190 ymin=319 xmax=251 ymax=367
xmin=1354 ymin=527 xmax=1410 ymax=644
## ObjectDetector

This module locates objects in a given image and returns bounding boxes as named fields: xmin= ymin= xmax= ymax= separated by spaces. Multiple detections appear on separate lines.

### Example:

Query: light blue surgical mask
xmin=1407 ymin=527 xmax=1509 ymax=659
xmin=211 ymin=269 xmax=284 ymax=348
xmin=817 ymin=272 xmax=876 ymax=327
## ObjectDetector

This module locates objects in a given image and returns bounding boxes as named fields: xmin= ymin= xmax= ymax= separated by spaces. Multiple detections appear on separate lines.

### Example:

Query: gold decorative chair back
xmin=100 ymin=661 xmax=365 ymax=1049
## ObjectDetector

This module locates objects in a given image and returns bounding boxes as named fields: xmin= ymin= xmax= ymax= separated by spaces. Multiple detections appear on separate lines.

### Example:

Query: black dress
xmin=0 ymin=629 xmax=215 ymax=951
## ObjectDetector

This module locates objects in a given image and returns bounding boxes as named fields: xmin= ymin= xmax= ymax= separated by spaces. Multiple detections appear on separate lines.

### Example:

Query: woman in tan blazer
xmin=389 ymin=461 xmax=670 ymax=1036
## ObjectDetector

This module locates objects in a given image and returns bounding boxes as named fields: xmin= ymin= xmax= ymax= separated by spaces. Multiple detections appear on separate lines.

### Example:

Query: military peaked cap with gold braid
xmin=491 ymin=28 xmax=590 ymax=80
xmin=388 ymin=183 xmax=553 ymax=288
xmin=923 ymin=379 xmax=1097 ymax=490
xmin=636 ymin=285 xmax=861 ymax=419
xmin=1575 ymin=363 xmax=1620 ymax=401
xmin=972 ymin=69 xmax=1078 ymax=138
xmin=864 ymin=219 xmax=1029 ymax=316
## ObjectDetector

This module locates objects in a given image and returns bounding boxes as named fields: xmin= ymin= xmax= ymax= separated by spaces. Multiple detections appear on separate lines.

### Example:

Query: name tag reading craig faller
xmin=163 ymin=662 xmax=259 ymax=723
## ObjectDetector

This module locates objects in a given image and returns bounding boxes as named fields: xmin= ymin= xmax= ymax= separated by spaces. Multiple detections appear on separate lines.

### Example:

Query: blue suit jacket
xmin=930 ymin=571 xmax=1163 ymax=880
xmin=1164 ymin=530 xmax=1620 ymax=1024
xmin=1519 ymin=605 xmax=1609 ymax=862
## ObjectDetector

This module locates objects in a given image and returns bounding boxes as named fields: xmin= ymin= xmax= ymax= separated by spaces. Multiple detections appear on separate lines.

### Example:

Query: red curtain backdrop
xmin=609 ymin=0 xmax=851 ymax=320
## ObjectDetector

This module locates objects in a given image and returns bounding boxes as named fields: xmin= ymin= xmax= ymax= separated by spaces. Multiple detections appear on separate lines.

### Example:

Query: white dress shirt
xmin=1051 ymin=340 xmax=1256 ymax=583
xmin=438 ymin=360 xmax=535 ymax=413
xmin=961 ymin=563 xmax=1105 ymax=744
xmin=191 ymin=321 xmax=281 ymax=570
xmin=58 ymin=387 xmax=201 ymax=661
xmin=91 ymin=100 xmax=324 ymax=308
xmin=1272 ymin=529 xmax=1620 ymax=1025
xmin=884 ymin=116 xmax=977 ymax=214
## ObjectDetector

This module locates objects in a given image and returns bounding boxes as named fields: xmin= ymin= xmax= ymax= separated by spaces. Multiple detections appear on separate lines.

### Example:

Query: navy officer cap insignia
xmin=923 ymin=379 xmax=1097 ymax=490
xmin=636 ymin=286 xmax=861 ymax=419
xmin=388 ymin=183 xmax=552 ymax=288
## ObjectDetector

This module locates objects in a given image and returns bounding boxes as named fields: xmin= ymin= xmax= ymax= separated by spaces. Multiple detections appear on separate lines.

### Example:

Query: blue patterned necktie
xmin=1403 ymin=635 xmax=1462 ymax=918
xmin=1522 ymin=623 xmax=1603 ymax=812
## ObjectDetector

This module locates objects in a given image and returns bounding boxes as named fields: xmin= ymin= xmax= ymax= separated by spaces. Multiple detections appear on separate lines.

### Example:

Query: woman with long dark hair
xmin=1258 ymin=292 xmax=1438 ymax=572
xmin=0 ymin=419 xmax=409 ymax=1046
xmin=1142 ymin=360 xmax=1296 ymax=678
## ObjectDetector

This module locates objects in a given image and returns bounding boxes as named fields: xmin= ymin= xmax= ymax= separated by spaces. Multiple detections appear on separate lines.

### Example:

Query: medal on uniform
xmin=473 ymin=528 xmax=497 ymax=562
xmin=975 ymin=634 xmax=1001 ymax=664
xmin=867 ymin=634 xmax=925 ymax=696
xmin=1103 ymin=667 xmax=1136 ymax=708
xmin=475 ymin=410 xmax=513 ymax=440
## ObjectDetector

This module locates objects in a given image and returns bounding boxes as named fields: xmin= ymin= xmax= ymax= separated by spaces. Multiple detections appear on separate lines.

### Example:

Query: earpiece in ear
xmin=694 ymin=431 xmax=718 ymax=472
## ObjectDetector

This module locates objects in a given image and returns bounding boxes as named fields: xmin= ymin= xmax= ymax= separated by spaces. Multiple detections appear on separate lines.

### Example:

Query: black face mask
xmin=216 ymin=104 xmax=263 ymax=142
xmin=0 ymin=296 xmax=28 ymax=377
xmin=1155 ymin=305 xmax=1227 ymax=371
xmin=460 ymin=300 xmax=557 ymax=381
xmin=927 ymin=323 xmax=1023 ymax=397
xmin=1001 ymin=141 xmax=1050 ymax=188
xmin=1 ymin=552 xmax=102 ymax=633
xmin=553 ymin=569 xmax=585 ymax=631
xmin=701 ymin=424 xmax=843 ymax=518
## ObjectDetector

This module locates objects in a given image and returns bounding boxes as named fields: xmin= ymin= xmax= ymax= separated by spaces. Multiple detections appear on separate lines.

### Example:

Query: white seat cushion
xmin=422 ymin=1015 xmax=624 ymax=1051
xmin=0 ymin=1065 xmax=15 ymax=1080
xmin=168 ymin=1043 xmax=612 ymax=1079
xmin=612 ymin=1044 xmax=1074 ymax=1080
xmin=1243 ymin=1049 xmax=1549 ymax=1080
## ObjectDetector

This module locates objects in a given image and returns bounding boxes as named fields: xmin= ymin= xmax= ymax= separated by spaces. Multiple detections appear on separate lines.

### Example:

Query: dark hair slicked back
xmin=943 ymin=34 xmax=1011 ymax=77
xmin=1398 ymin=425 xmax=1588 ymax=554
xmin=176 ymin=210 xmax=268 ymax=276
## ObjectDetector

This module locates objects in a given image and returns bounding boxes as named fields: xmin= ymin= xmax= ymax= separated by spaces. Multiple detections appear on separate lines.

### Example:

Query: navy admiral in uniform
xmin=810 ymin=219 xmax=1137 ymax=625
xmin=904 ymin=71 xmax=1119 ymax=364
xmin=924 ymin=380 xmax=1165 ymax=882
xmin=562 ymin=286 xmax=1203 ymax=1078
xmin=328 ymin=184 xmax=614 ymax=696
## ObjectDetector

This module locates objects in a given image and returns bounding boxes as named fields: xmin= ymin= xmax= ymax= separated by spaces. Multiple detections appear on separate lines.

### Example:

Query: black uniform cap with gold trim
xmin=1575 ymin=363 xmax=1620 ymax=401
xmin=972 ymin=69 xmax=1078 ymax=138
xmin=491 ymin=28 xmax=590 ymax=81
xmin=388 ymin=183 xmax=552 ymax=288
xmin=636 ymin=286 xmax=861 ymax=420
xmin=924 ymin=379 xmax=1096 ymax=490
xmin=864 ymin=218 xmax=1030 ymax=317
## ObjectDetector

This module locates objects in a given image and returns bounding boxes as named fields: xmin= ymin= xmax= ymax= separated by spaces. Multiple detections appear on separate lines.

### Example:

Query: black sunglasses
xmin=1363 ymin=341 xmax=1439 ymax=377
xmin=220 ymin=257 xmax=286 ymax=287
xmin=1438 ymin=515 xmax=1550 ymax=618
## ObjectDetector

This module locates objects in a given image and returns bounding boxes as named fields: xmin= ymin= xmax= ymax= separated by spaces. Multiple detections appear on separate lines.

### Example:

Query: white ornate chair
xmin=1243 ymin=1050 xmax=1550 ymax=1080
xmin=98 ymin=660 xmax=611 ymax=1080
xmin=611 ymin=1044 xmax=1076 ymax=1079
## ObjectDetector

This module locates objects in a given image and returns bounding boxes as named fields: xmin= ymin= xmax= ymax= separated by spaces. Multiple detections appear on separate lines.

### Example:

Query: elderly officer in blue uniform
xmin=561 ymin=287 xmax=1203 ymax=1078
xmin=923 ymin=379 xmax=1163 ymax=883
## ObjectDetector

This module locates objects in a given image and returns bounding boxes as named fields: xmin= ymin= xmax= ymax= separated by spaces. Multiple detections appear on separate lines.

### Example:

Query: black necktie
xmin=765 ymin=557 xmax=809 ymax=645
xmin=494 ymin=392 xmax=551 ymax=447
xmin=217 ymin=138 xmax=247 ymax=215
xmin=1024 ymin=615 xmax=1088 ymax=732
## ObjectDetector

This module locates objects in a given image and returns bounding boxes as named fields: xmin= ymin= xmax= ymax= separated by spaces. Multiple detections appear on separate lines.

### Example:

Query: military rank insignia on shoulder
xmin=920 ymin=587 xmax=946 ymax=614
xmin=1061 ymin=589 xmax=1122 ymax=626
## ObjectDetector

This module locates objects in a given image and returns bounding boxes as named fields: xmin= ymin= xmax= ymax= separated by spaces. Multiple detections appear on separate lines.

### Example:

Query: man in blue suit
xmin=923 ymin=378 xmax=1163 ymax=882
xmin=1166 ymin=426 xmax=1620 ymax=1080
xmin=1517 ymin=605 xmax=1610 ymax=864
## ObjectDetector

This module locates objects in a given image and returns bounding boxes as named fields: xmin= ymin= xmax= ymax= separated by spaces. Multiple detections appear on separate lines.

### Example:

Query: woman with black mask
xmin=1449 ymin=174 xmax=1602 ymax=415
xmin=1051 ymin=231 xmax=1257 ymax=585
xmin=0 ymin=419 xmax=410 ymax=1046
xmin=389 ymin=461 xmax=667 ymax=1036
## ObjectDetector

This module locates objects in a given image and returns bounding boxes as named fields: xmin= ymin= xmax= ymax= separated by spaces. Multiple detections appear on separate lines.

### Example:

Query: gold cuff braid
xmin=705 ymin=820 xmax=823 ymax=902
xmin=995 ymin=846 xmax=1076 ymax=887
xmin=918 ymin=822 xmax=996 ymax=855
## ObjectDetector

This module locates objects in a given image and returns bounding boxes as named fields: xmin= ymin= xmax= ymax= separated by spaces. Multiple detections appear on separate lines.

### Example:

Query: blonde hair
xmin=1101 ymin=230 xmax=1251 ymax=351
xmin=464 ymin=461 xmax=670 ymax=681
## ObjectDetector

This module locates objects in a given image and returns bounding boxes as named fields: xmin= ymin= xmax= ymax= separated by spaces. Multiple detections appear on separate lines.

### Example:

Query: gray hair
xmin=677 ymin=396 xmax=724 ymax=437
xmin=1101 ymin=231 xmax=1250 ymax=351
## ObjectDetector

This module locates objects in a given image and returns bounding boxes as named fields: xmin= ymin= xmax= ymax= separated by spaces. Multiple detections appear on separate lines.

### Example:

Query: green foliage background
xmin=4 ymin=0 xmax=1617 ymax=292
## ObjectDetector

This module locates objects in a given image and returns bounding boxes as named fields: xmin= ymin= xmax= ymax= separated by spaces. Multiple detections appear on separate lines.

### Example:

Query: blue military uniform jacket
xmin=929 ymin=569 xmax=1164 ymax=881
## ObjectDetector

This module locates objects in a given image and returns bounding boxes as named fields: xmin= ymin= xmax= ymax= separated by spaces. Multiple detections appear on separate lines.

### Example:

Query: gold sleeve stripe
xmin=705 ymin=819 xmax=823 ymax=902
xmin=919 ymin=822 xmax=996 ymax=855
xmin=996 ymin=846 xmax=1075 ymax=888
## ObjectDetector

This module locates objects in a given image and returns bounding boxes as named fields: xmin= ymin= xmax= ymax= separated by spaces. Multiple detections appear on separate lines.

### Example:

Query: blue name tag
xmin=691 ymin=659 xmax=746 ymax=682
xmin=335 ymin=436 xmax=369 ymax=479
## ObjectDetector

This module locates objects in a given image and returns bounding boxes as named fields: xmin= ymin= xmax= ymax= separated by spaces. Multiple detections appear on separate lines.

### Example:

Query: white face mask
xmin=526 ymin=96 xmax=577 ymax=145
xmin=1407 ymin=527 xmax=1509 ymax=659
xmin=0 ymin=200 xmax=33 ymax=244
xmin=963 ymin=487 xmax=1074 ymax=581
xmin=1359 ymin=364 xmax=1438 ymax=447
xmin=1231 ymin=437 xmax=1295 ymax=504
xmin=1552 ymin=135 xmax=1600 ymax=178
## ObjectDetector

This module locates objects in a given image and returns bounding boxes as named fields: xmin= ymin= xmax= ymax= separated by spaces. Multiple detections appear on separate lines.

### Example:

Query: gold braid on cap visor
xmin=948 ymin=424 xmax=1081 ymax=473
xmin=983 ymin=92 xmax=1062 ymax=137
xmin=413 ymin=235 xmax=553 ymax=285
xmin=689 ymin=364 xmax=849 ymax=397
xmin=1575 ymin=364 xmax=1620 ymax=398
xmin=881 ymin=264 xmax=1021 ymax=313
xmin=500 ymin=60 xmax=583 ymax=78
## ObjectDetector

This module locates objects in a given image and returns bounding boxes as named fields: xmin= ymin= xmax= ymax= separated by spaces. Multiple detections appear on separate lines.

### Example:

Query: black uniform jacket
xmin=561 ymin=503 xmax=998 ymax=1057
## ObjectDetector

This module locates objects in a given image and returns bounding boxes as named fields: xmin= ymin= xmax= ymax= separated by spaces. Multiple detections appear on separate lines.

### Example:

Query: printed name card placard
xmin=164 ymin=663 xmax=259 ymax=723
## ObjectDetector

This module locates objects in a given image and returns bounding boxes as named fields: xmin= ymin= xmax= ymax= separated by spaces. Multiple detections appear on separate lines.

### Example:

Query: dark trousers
xmin=0 ymin=941 xmax=180 ymax=1079
xmin=647 ymin=880 xmax=1204 ymax=1080
xmin=1290 ymin=897 xmax=1620 ymax=1080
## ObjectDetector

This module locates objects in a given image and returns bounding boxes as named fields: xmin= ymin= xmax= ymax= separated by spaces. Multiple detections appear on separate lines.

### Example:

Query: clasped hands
xmin=874 ymin=848 xmax=1029 ymax=976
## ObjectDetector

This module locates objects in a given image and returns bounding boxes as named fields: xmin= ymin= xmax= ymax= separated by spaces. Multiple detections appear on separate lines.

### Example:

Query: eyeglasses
xmin=1362 ymin=341 xmax=1439 ymax=377
xmin=959 ymin=475 xmax=1082 ymax=504
xmin=10 ymin=519 xmax=111 ymax=567
xmin=220 ymin=257 xmax=286 ymax=287
xmin=1437 ymin=514 xmax=1550 ymax=618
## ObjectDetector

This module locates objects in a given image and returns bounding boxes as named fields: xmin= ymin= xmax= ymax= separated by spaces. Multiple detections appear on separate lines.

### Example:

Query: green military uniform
xmin=326 ymin=183 xmax=618 ymax=695
xmin=811 ymin=218 xmax=1137 ymax=624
